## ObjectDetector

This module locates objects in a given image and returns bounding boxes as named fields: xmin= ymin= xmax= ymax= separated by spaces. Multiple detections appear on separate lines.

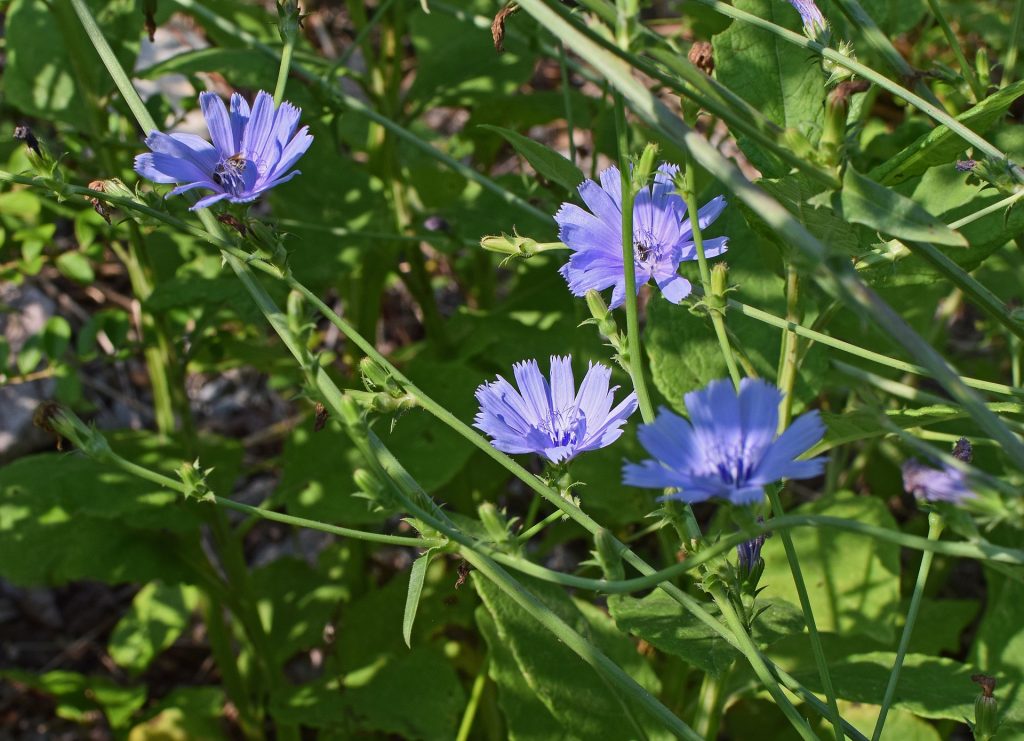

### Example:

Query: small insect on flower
xmin=556 ymin=163 xmax=728 ymax=309
xmin=474 ymin=356 xmax=638 ymax=464
xmin=134 ymin=90 xmax=313 ymax=210
xmin=623 ymin=379 xmax=826 ymax=506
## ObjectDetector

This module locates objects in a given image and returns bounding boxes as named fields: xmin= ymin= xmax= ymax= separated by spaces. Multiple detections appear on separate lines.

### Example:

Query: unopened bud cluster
xmin=360 ymin=358 xmax=416 ymax=414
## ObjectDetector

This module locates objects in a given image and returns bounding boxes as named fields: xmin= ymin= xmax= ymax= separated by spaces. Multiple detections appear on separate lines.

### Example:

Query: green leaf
xmin=474 ymin=573 xmax=672 ymax=740
xmin=2 ymin=670 xmax=146 ymax=730
xmin=403 ymin=547 xmax=436 ymax=648
xmin=712 ymin=0 xmax=826 ymax=177
xmin=42 ymin=316 xmax=72 ymax=359
xmin=760 ymin=491 xmax=901 ymax=640
xmin=4 ymin=0 xmax=138 ymax=126
xmin=129 ymin=686 xmax=227 ymax=741
xmin=837 ymin=166 xmax=968 ymax=247
xmin=609 ymin=591 xmax=803 ymax=676
xmin=869 ymin=80 xmax=1024 ymax=185
xmin=56 ymin=251 xmax=96 ymax=284
xmin=108 ymin=582 xmax=200 ymax=675
xmin=478 ymin=124 xmax=584 ymax=193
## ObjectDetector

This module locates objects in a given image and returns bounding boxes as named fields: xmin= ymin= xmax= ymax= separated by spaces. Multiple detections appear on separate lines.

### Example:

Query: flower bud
xmin=736 ymin=530 xmax=768 ymax=589
xmin=478 ymin=503 xmax=510 ymax=543
xmin=480 ymin=232 xmax=539 ymax=257
xmin=633 ymin=143 xmax=659 ymax=190
xmin=972 ymin=674 xmax=999 ymax=741
xmin=688 ymin=41 xmax=714 ymax=75
xmin=276 ymin=1 xmax=303 ymax=43
xmin=594 ymin=528 xmax=624 ymax=581
xmin=360 ymin=357 xmax=393 ymax=392
xmin=34 ymin=402 xmax=111 ymax=461
xmin=178 ymin=459 xmax=215 ymax=503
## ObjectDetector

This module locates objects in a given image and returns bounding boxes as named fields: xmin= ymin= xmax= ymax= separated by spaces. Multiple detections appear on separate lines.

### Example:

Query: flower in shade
xmin=623 ymin=378 xmax=825 ymax=505
xmin=901 ymin=437 xmax=976 ymax=504
xmin=134 ymin=90 xmax=313 ymax=210
xmin=474 ymin=356 xmax=638 ymax=464
xmin=555 ymin=163 xmax=728 ymax=309
xmin=788 ymin=0 xmax=828 ymax=35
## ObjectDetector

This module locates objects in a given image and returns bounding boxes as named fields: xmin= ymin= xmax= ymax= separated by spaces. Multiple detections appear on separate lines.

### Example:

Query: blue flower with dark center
xmin=134 ymin=90 xmax=313 ymax=210
xmin=474 ymin=356 xmax=638 ymax=463
xmin=623 ymin=378 xmax=825 ymax=505
xmin=555 ymin=164 xmax=728 ymax=309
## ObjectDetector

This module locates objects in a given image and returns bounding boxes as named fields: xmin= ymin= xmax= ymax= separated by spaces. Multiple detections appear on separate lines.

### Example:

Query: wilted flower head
xmin=474 ymin=356 xmax=638 ymax=464
xmin=901 ymin=460 xmax=975 ymax=503
xmin=623 ymin=379 xmax=825 ymax=505
xmin=788 ymin=0 xmax=828 ymax=36
xmin=556 ymin=163 xmax=728 ymax=309
xmin=134 ymin=90 xmax=313 ymax=210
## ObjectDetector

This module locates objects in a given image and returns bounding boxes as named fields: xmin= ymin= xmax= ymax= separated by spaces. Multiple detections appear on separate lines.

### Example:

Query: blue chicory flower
xmin=555 ymin=163 xmax=728 ymax=309
xmin=901 ymin=461 xmax=975 ymax=503
xmin=901 ymin=437 xmax=975 ymax=504
xmin=623 ymin=378 xmax=825 ymax=505
xmin=134 ymin=90 xmax=313 ymax=210
xmin=474 ymin=355 xmax=638 ymax=464
xmin=788 ymin=0 xmax=828 ymax=35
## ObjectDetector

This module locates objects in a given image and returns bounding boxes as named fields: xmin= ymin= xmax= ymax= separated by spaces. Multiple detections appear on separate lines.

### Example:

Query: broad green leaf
xmin=474 ymin=573 xmax=672 ymax=740
xmin=128 ymin=687 xmax=226 ymax=741
xmin=56 ymin=251 xmax=96 ymax=284
xmin=2 ymin=670 xmax=146 ymax=730
xmin=4 ymin=0 xmax=138 ymax=126
xmin=609 ymin=590 xmax=803 ymax=676
xmin=712 ymin=0 xmax=826 ymax=177
xmin=42 ymin=316 xmax=72 ymax=359
xmin=108 ymin=582 xmax=200 ymax=675
xmin=760 ymin=491 xmax=901 ymax=640
xmin=479 ymin=124 xmax=584 ymax=193
xmin=477 ymin=608 xmax=565 ymax=739
xmin=403 ymin=547 xmax=436 ymax=648
xmin=837 ymin=166 xmax=968 ymax=247
xmin=869 ymin=80 xmax=1024 ymax=185
xmin=834 ymin=701 xmax=942 ymax=741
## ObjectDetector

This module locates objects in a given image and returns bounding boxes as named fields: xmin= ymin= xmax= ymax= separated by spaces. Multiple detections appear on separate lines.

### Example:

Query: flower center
xmin=711 ymin=444 xmax=753 ymax=487
xmin=212 ymin=153 xmax=251 ymax=195
xmin=542 ymin=407 xmax=579 ymax=448
xmin=632 ymin=227 xmax=664 ymax=268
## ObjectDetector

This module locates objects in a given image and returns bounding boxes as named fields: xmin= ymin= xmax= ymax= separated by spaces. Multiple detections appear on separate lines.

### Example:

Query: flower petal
xmin=200 ymin=92 xmax=235 ymax=157
xmin=655 ymin=274 xmax=692 ymax=304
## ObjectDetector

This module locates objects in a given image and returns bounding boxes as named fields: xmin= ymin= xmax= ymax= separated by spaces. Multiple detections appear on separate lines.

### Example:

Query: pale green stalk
xmin=708 ymin=584 xmax=818 ymax=741
xmin=767 ymin=488 xmax=845 ymax=741
xmin=455 ymin=659 xmax=490 ymax=741
xmin=558 ymin=42 xmax=578 ymax=166
xmin=613 ymin=96 xmax=655 ymax=423
xmin=777 ymin=265 xmax=801 ymax=431
xmin=273 ymin=36 xmax=295 ymax=105
xmin=871 ymin=514 xmax=945 ymax=740
xmin=923 ymin=0 xmax=984 ymax=100
xmin=692 ymin=669 xmax=729 ymax=739
xmin=1007 ymin=0 xmax=1024 ymax=86
xmin=681 ymin=153 xmax=742 ymax=389
xmin=516 ymin=508 xmax=565 ymax=542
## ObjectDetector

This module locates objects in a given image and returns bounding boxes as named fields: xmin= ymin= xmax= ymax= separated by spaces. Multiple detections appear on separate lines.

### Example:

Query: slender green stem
xmin=681 ymin=153 xmax=741 ymax=389
xmin=777 ymin=264 xmax=802 ymax=431
xmin=872 ymin=513 xmax=944 ymax=740
xmin=691 ymin=668 xmax=729 ymax=739
xmin=455 ymin=658 xmax=490 ymax=741
xmin=613 ymin=96 xmax=655 ymax=423
xmin=200 ymin=594 xmax=264 ymax=738
xmin=829 ymin=0 xmax=924 ymax=88
xmin=517 ymin=508 xmax=564 ymax=542
xmin=102 ymin=447 xmax=444 ymax=548
xmin=708 ymin=584 xmax=818 ymax=741
xmin=273 ymin=36 xmax=295 ymax=105
xmin=767 ymin=488 xmax=844 ymax=741
xmin=947 ymin=189 xmax=1024 ymax=230
xmin=558 ymin=42 xmax=578 ymax=167
xmin=924 ymin=0 xmax=984 ymax=100
xmin=1007 ymin=0 xmax=1024 ymax=86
